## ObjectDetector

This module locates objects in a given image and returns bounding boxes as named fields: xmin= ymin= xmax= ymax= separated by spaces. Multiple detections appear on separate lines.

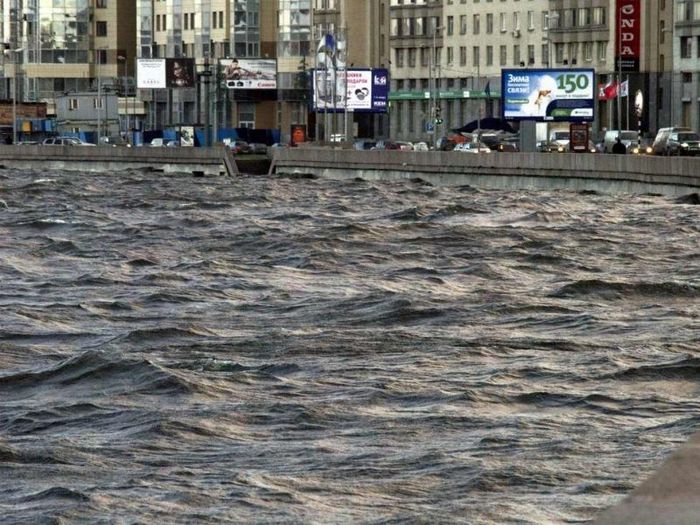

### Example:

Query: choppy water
xmin=0 ymin=168 xmax=698 ymax=524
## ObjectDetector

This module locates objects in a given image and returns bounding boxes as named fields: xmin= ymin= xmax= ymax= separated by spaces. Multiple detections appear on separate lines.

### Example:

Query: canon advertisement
xmin=616 ymin=0 xmax=640 ymax=72
xmin=501 ymin=69 xmax=595 ymax=122
xmin=221 ymin=58 xmax=277 ymax=89
xmin=313 ymin=68 xmax=389 ymax=113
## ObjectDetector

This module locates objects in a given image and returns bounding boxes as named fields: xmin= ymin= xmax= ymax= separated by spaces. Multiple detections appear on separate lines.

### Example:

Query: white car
xmin=454 ymin=142 xmax=491 ymax=153
xmin=413 ymin=141 xmax=430 ymax=151
xmin=42 ymin=137 xmax=95 ymax=146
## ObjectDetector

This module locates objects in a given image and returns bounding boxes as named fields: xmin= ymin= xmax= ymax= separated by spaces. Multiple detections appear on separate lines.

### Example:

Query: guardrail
xmin=0 ymin=145 xmax=239 ymax=177
xmin=270 ymin=148 xmax=700 ymax=197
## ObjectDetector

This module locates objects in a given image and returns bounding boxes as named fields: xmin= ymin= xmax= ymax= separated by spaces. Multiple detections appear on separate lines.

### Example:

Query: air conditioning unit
xmin=512 ymin=29 xmax=521 ymax=38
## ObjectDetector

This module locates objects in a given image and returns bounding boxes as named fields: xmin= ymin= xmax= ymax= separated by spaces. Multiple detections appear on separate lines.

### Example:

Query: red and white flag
xmin=603 ymin=80 xmax=618 ymax=100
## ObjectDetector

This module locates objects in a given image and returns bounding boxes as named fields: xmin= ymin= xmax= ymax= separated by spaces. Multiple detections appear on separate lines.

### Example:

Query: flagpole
xmin=617 ymin=6 xmax=622 ymax=131
xmin=625 ymin=75 xmax=629 ymax=130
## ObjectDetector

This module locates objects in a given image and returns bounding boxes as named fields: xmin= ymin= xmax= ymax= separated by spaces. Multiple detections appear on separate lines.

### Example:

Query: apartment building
xmin=673 ymin=0 xmax=700 ymax=130
xmin=2 ymin=0 xmax=136 ymax=123
xmin=135 ymin=0 xmax=385 ymax=140
xmin=548 ymin=0 xmax=672 ymax=135
xmin=389 ymin=0 xmax=558 ymax=142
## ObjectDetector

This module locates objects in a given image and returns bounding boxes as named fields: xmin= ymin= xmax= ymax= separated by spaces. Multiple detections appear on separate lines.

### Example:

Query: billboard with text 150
xmin=501 ymin=69 xmax=595 ymax=122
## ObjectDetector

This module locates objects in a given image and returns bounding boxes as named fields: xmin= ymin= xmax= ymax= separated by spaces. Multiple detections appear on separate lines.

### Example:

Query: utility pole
xmin=202 ymin=54 xmax=212 ymax=147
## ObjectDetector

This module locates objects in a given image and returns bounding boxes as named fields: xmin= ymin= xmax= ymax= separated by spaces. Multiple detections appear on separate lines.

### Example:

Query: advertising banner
xmin=166 ymin=58 xmax=195 ymax=88
xmin=221 ymin=58 xmax=277 ymax=89
xmin=501 ymin=68 xmax=595 ymax=122
xmin=616 ymin=0 xmax=641 ymax=72
xmin=312 ymin=68 xmax=389 ymax=113
xmin=290 ymin=124 xmax=307 ymax=146
xmin=137 ymin=59 xmax=166 ymax=89
xmin=137 ymin=58 xmax=195 ymax=89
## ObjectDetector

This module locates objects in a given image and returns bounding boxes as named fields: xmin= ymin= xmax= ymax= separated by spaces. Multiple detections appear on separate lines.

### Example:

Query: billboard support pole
xmin=616 ymin=5 xmax=622 ymax=131
xmin=204 ymin=54 xmax=211 ymax=147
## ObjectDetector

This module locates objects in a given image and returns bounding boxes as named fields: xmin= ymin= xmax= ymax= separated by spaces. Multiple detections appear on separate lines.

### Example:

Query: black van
xmin=651 ymin=127 xmax=700 ymax=156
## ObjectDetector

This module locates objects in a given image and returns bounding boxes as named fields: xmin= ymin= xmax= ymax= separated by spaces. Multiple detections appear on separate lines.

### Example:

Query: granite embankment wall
xmin=270 ymin=148 xmax=700 ymax=197
xmin=0 ymin=145 xmax=239 ymax=177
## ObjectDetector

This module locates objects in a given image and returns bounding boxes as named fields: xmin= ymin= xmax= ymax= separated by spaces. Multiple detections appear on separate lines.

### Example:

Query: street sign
xmin=425 ymin=122 xmax=435 ymax=133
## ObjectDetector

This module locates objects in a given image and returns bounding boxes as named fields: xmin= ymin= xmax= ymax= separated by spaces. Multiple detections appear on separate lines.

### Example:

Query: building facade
xmin=673 ymin=0 xmax=700 ymax=131
xmin=2 ymin=0 xmax=136 ymax=133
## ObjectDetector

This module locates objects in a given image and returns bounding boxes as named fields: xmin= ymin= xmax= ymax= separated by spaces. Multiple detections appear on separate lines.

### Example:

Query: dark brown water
xmin=0 ymin=169 xmax=698 ymax=524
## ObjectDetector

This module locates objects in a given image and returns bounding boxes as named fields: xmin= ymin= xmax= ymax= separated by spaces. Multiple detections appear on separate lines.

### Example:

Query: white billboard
xmin=137 ymin=59 xmax=166 ymax=89
xmin=221 ymin=59 xmax=277 ymax=89
xmin=313 ymin=68 xmax=389 ymax=113
xmin=501 ymin=68 xmax=595 ymax=122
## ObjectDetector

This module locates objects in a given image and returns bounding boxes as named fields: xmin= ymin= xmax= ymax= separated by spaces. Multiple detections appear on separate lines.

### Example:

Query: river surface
xmin=0 ymin=169 xmax=698 ymax=524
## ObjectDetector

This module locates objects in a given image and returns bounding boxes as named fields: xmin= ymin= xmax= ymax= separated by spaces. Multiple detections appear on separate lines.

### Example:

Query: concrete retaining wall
xmin=271 ymin=149 xmax=700 ymax=196
xmin=0 ymin=145 xmax=238 ymax=176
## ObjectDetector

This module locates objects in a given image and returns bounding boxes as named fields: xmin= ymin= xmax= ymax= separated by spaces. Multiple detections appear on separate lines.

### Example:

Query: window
xmin=96 ymin=21 xmax=108 ymax=37
xmin=513 ymin=44 xmax=521 ymax=65
xmin=542 ymin=43 xmax=549 ymax=65
xmin=96 ymin=0 xmax=107 ymax=7
xmin=460 ymin=15 xmax=467 ymax=35
xmin=473 ymin=46 xmax=480 ymax=68
xmin=500 ymin=45 xmax=507 ymax=66
xmin=486 ymin=13 xmax=493 ymax=33
xmin=447 ymin=46 xmax=454 ymax=64
xmin=447 ymin=16 xmax=454 ymax=35
xmin=681 ymin=36 xmax=692 ymax=58
xmin=460 ymin=46 xmax=467 ymax=66
xmin=583 ymin=42 xmax=593 ymax=62
xmin=597 ymin=41 xmax=607 ymax=62
xmin=473 ymin=14 xmax=480 ymax=35
xmin=486 ymin=45 xmax=493 ymax=65
xmin=69 ymin=98 xmax=79 ymax=110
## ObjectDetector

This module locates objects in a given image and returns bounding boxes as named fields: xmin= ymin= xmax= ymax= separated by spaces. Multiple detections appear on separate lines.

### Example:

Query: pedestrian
xmin=612 ymin=137 xmax=626 ymax=154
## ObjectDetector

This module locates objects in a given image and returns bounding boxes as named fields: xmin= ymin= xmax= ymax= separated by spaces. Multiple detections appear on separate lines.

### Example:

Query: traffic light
xmin=435 ymin=106 xmax=443 ymax=125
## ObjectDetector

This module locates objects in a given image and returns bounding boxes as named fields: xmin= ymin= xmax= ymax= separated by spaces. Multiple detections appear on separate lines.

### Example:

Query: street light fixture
xmin=117 ymin=55 xmax=128 ymax=143
xmin=5 ymin=46 xmax=23 ymax=145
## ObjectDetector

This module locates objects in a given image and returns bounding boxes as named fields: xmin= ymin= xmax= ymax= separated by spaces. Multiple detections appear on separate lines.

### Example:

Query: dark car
xmin=652 ymin=128 xmax=700 ymax=156
xmin=228 ymin=140 xmax=251 ymax=154
xmin=495 ymin=137 xmax=519 ymax=152
xmin=248 ymin=142 xmax=268 ymax=154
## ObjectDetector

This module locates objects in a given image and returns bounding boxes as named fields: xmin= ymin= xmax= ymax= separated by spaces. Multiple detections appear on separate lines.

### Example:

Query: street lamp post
xmin=11 ymin=47 xmax=23 ymax=145
xmin=117 ymin=55 xmax=128 ymax=143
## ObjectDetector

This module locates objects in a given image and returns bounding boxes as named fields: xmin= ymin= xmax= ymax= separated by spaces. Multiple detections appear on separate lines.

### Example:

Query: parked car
xmin=248 ymin=142 xmax=268 ymax=154
xmin=537 ymin=140 xmax=566 ymax=153
xmin=353 ymin=139 xmax=377 ymax=151
xmin=371 ymin=140 xmax=401 ymax=151
xmin=149 ymin=138 xmax=166 ymax=147
xmin=228 ymin=140 xmax=251 ymax=154
xmin=603 ymin=130 xmax=640 ymax=153
xmin=413 ymin=141 xmax=430 ymax=151
xmin=394 ymin=141 xmax=414 ymax=151
xmin=454 ymin=142 xmax=491 ymax=153
xmin=42 ymin=137 xmax=95 ymax=146
xmin=495 ymin=136 xmax=519 ymax=152
xmin=651 ymin=127 xmax=700 ymax=156
xmin=549 ymin=130 xmax=570 ymax=147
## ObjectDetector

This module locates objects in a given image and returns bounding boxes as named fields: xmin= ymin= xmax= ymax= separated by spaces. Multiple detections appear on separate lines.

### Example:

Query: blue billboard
xmin=501 ymin=68 xmax=595 ymax=122
xmin=313 ymin=68 xmax=389 ymax=113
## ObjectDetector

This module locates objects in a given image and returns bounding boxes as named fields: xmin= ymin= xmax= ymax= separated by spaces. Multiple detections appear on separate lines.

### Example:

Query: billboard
xmin=312 ymin=68 xmax=389 ymax=113
xmin=616 ymin=0 xmax=640 ymax=72
xmin=221 ymin=58 xmax=277 ymax=89
xmin=501 ymin=68 xmax=595 ymax=122
xmin=166 ymin=58 xmax=195 ymax=88
xmin=137 ymin=58 xmax=195 ymax=88
xmin=137 ymin=59 xmax=166 ymax=89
